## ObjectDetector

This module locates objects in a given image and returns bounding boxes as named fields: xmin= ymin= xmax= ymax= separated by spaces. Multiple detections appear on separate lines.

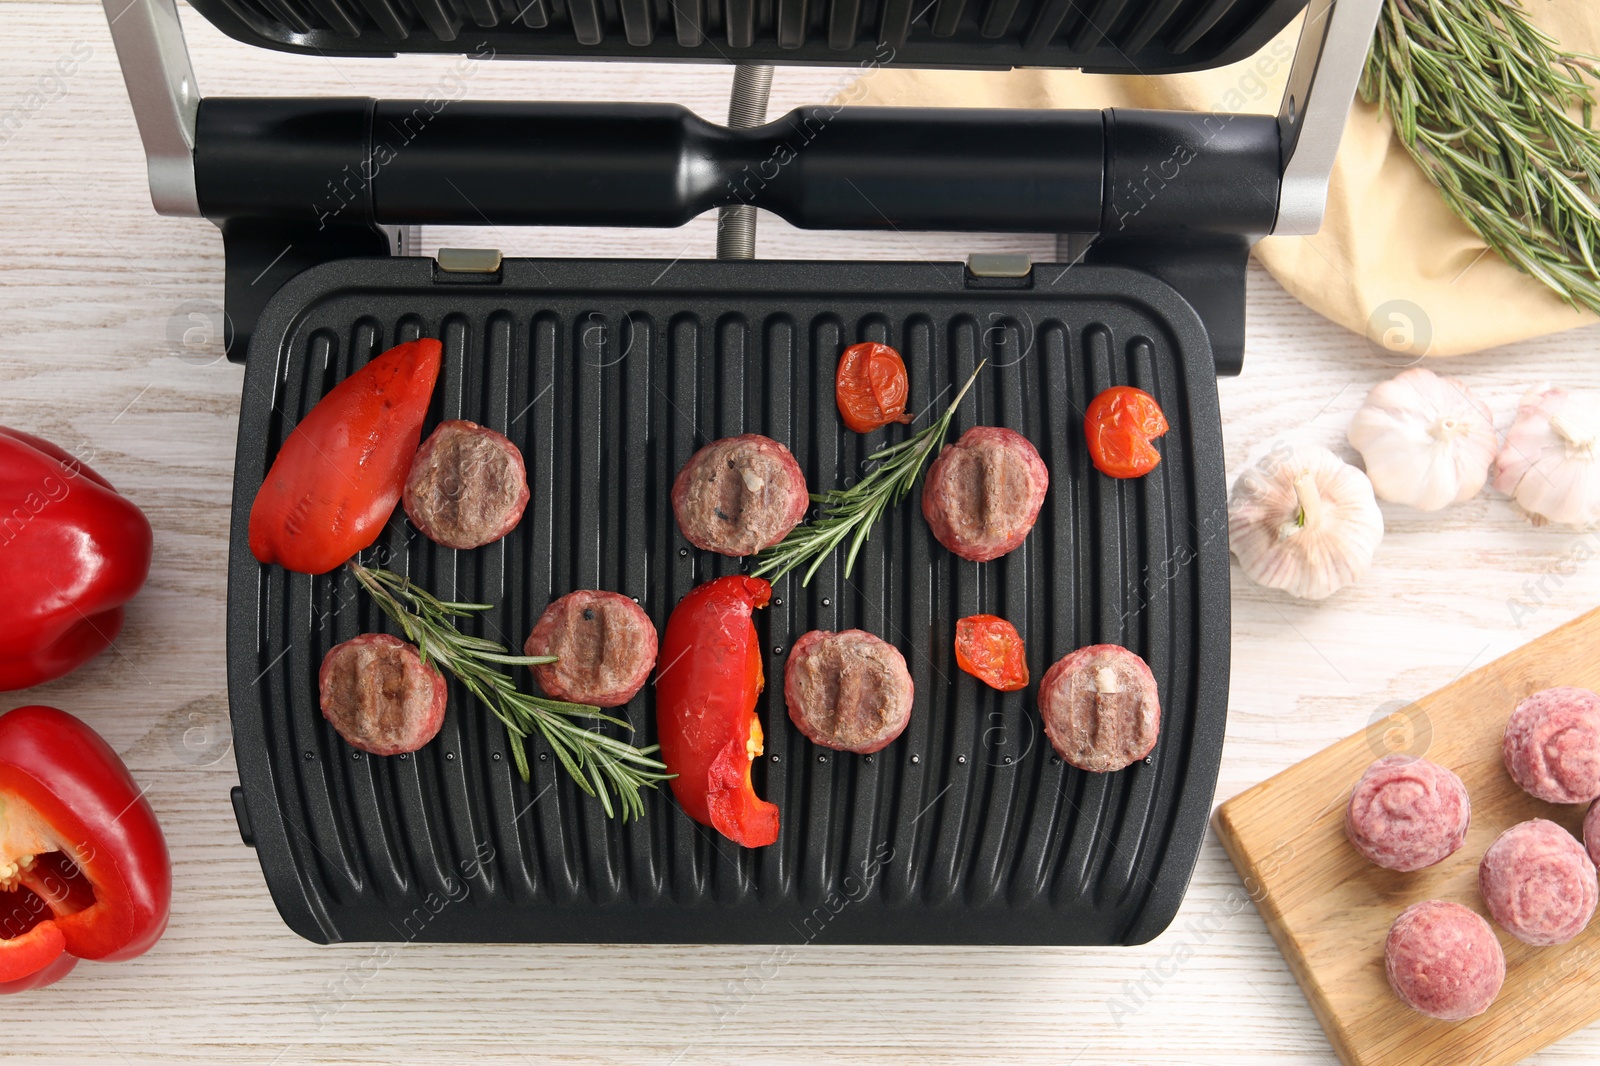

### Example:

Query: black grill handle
xmin=195 ymin=99 xmax=1281 ymax=237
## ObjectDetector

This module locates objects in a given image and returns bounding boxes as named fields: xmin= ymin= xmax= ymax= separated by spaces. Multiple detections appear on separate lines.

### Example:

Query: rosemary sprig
xmin=1362 ymin=0 xmax=1600 ymax=314
xmin=347 ymin=561 xmax=672 ymax=821
xmin=751 ymin=360 xmax=986 ymax=586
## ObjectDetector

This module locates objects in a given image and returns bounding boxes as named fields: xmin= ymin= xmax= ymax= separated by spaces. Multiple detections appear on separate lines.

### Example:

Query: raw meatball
xmin=1502 ymin=686 xmax=1600 ymax=804
xmin=318 ymin=633 xmax=448 ymax=756
xmin=671 ymin=434 xmax=808 ymax=557
xmin=1587 ymin=799 xmax=1600 ymax=868
xmin=1385 ymin=900 xmax=1505 ymax=1021
xmin=524 ymin=590 xmax=658 ymax=708
xmin=1344 ymin=755 xmax=1471 ymax=872
xmin=1478 ymin=818 xmax=1599 ymax=946
xmin=921 ymin=426 xmax=1049 ymax=563
xmin=784 ymin=629 xmax=914 ymax=754
xmin=1038 ymin=644 xmax=1159 ymax=773
xmin=403 ymin=420 xmax=530 ymax=550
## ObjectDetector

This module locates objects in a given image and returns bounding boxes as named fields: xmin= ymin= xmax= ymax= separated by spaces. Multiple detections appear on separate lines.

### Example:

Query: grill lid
xmin=186 ymin=0 xmax=1306 ymax=72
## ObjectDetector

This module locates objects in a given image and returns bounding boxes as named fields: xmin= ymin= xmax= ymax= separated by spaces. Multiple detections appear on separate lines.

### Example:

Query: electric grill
xmin=104 ymin=0 xmax=1380 ymax=945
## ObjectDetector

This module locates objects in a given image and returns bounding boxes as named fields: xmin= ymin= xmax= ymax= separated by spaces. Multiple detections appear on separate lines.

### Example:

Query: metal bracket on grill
xmin=102 ymin=0 xmax=200 ymax=216
xmin=1272 ymin=0 xmax=1385 ymax=234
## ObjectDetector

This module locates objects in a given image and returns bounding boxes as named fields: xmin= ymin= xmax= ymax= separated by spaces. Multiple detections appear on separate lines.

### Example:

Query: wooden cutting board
xmin=1214 ymin=606 xmax=1600 ymax=1066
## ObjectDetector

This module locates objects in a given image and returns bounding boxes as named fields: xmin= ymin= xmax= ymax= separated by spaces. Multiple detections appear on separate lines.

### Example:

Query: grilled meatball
xmin=1385 ymin=901 xmax=1505 ymax=1021
xmin=672 ymin=434 xmax=808 ymax=557
xmin=524 ymin=590 xmax=658 ymax=708
xmin=921 ymin=426 xmax=1048 ymax=563
xmin=1502 ymin=685 xmax=1600 ymax=804
xmin=1345 ymin=755 xmax=1471 ymax=872
xmin=403 ymin=419 xmax=530 ymax=550
xmin=1038 ymin=644 xmax=1159 ymax=773
xmin=784 ymin=629 xmax=914 ymax=754
xmin=1479 ymin=818 xmax=1598 ymax=946
xmin=318 ymin=633 xmax=448 ymax=756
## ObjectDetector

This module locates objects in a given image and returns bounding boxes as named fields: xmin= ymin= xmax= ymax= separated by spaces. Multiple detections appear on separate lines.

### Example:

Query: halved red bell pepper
xmin=656 ymin=575 xmax=780 ymax=848
xmin=249 ymin=338 xmax=443 ymax=574
xmin=0 ymin=705 xmax=170 ymax=992
xmin=0 ymin=428 xmax=154 ymax=692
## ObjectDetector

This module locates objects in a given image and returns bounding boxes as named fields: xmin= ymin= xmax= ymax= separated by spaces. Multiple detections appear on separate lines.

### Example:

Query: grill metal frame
xmin=99 ymin=0 xmax=1384 ymax=948
xmin=102 ymin=0 xmax=1384 ymax=238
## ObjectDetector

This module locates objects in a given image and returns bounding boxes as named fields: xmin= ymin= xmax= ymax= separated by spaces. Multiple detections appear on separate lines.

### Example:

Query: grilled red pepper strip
xmin=249 ymin=338 xmax=443 ymax=574
xmin=0 ymin=706 xmax=170 ymax=992
xmin=0 ymin=428 xmax=154 ymax=692
xmin=656 ymin=576 xmax=780 ymax=848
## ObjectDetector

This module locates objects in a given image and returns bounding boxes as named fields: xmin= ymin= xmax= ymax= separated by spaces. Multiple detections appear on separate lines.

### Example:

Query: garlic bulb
xmin=1228 ymin=444 xmax=1385 ymax=600
xmin=1493 ymin=384 xmax=1600 ymax=526
xmin=1346 ymin=368 xmax=1497 ymax=510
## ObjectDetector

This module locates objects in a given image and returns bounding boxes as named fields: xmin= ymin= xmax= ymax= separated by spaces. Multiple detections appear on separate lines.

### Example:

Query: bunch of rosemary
xmin=348 ymin=561 xmax=671 ymax=821
xmin=1362 ymin=0 xmax=1600 ymax=312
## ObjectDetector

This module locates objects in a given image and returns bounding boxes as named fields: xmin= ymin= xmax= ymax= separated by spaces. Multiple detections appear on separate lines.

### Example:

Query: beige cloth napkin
xmin=840 ymin=10 xmax=1598 ymax=356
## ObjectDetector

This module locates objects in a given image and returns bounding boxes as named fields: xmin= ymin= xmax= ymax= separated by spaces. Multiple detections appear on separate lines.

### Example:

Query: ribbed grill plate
xmin=227 ymin=258 xmax=1229 ymax=945
xmin=188 ymin=0 xmax=1305 ymax=73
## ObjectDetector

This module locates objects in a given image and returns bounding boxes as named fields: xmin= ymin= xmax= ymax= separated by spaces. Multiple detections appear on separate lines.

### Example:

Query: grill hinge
xmin=102 ymin=0 xmax=200 ymax=216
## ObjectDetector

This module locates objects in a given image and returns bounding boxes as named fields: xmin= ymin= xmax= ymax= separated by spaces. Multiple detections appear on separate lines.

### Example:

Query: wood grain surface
xmin=1216 ymin=607 xmax=1600 ymax=1066
xmin=5 ymin=1 xmax=1600 ymax=1063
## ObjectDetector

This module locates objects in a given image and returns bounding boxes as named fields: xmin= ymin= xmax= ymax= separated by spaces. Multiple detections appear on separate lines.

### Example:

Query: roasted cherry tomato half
xmin=954 ymin=614 xmax=1029 ymax=692
xmin=1084 ymin=386 xmax=1168 ymax=479
xmin=836 ymin=342 xmax=913 ymax=434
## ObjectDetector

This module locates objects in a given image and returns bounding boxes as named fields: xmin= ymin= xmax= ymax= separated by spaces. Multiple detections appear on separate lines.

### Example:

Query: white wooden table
xmin=4 ymin=2 xmax=1600 ymax=1062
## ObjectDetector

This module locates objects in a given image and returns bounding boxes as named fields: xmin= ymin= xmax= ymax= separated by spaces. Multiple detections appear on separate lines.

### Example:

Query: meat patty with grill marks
xmin=318 ymin=633 xmax=448 ymax=756
xmin=671 ymin=434 xmax=808 ymax=557
xmin=524 ymin=590 xmax=658 ymax=708
xmin=403 ymin=419 xmax=530 ymax=550
xmin=784 ymin=629 xmax=914 ymax=754
xmin=920 ymin=426 xmax=1048 ymax=563
xmin=1038 ymin=643 xmax=1159 ymax=773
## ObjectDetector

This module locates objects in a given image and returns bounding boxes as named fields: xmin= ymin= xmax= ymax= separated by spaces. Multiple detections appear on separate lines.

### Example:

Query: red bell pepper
xmin=249 ymin=338 xmax=442 ymax=574
xmin=0 ymin=705 xmax=170 ymax=992
xmin=0 ymin=428 xmax=154 ymax=692
xmin=656 ymin=575 xmax=780 ymax=848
